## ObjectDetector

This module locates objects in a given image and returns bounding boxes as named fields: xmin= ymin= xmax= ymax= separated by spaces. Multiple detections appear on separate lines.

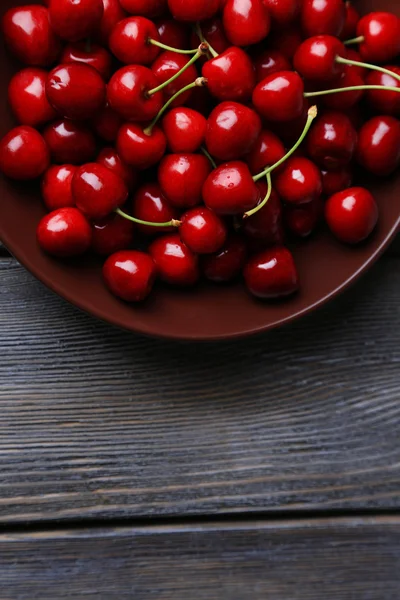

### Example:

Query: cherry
xmin=158 ymin=154 xmax=211 ymax=208
xmin=253 ymin=71 xmax=305 ymax=122
xmin=345 ymin=48 xmax=367 ymax=79
xmin=325 ymin=187 xmax=378 ymax=244
xmin=119 ymin=0 xmax=168 ymax=18
xmin=223 ymin=0 xmax=270 ymax=47
xmin=109 ymin=16 xmax=160 ymax=66
xmin=306 ymin=111 xmax=357 ymax=169
xmin=243 ymin=183 xmax=284 ymax=246
xmin=205 ymin=102 xmax=262 ymax=161
xmin=254 ymin=49 xmax=291 ymax=83
xmin=92 ymin=104 xmax=123 ymax=142
xmin=180 ymin=207 xmax=227 ymax=254
xmin=107 ymin=65 xmax=163 ymax=122
xmin=48 ymin=0 xmax=103 ymax=42
xmin=162 ymin=107 xmax=207 ymax=153
xmin=151 ymin=51 xmax=198 ymax=107
xmin=321 ymin=166 xmax=353 ymax=197
xmin=284 ymin=196 xmax=322 ymax=238
xmin=244 ymin=246 xmax=299 ymax=299
xmin=294 ymin=36 xmax=346 ymax=82
xmin=262 ymin=0 xmax=299 ymax=27
xmin=356 ymin=12 xmax=400 ymax=64
xmin=191 ymin=18 xmax=229 ymax=56
xmin=301 ymin=0 xmax=345 ymax=38
xmin=46 ymin=64 xmax=106 ymax=120
xmin=341 ymin=2 xmax=359 ymax=40
xmin=91 ymin=214 xmax=134 ymax=256
xmin=150 ymin=234 xmax=199 ymax=286
xmin=366 ymin=66 xmax=400 ymax=115
xmin=0 ymin=126 xmax=49 ymax=180
xmin=156 ymin=18 xmax=190 ymax=50
xmin=320 ymin=66 xmax=364 ymax=110
xmin=267 ymin=25 xmax=303 ymax=60
xmin=203 ymin=161 xmax=259 ymax=215
xmin=245 ymin=130 xmax=285 ymax=175
xmin=37 ymin=207 xmax=92 ymax=257
xmin=42 ymin=164 xmax=77 ymax=211
xmin=117 ymin=123 xmax=167 ymax=170
xmin=8 ymin=68 xmax=56 ymax=128
xmin=72 ymin=163 xmax=128 ymax=220
xmin=203 ymin=47 xmax=256 ymax=103
xmin=274 ymin=157 xmax=322 ymax=205
xmin=2 ymin=5 xmax=61 ymax=66
xmin=132 ymin=183 xmax=179 ymax=236
xmin=61 ymin=42 xmax=112 ymax=81
xmin=42 ymin=119 xmax=96 ymax=165
xmin=202 ymin=234 xmax=247 ymax=283
xmin=103 ymin=250 xmax=156 ymax=302
xmin=97 ymin=148 xmax=137 ymax=192
xmin=356 ymin=116 xmax=400 ymax=177
xmin=97 ymin=0 xmax=127 ymax=45
xmin=167 ymin=0 xmax=220 ymax=22
xmin=268 ymin=101 xmax=309 ymax=145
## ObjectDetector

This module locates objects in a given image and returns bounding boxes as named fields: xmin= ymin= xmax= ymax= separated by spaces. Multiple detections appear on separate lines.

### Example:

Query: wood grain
xmin=1 ymin=517 xmax=400 ymax=599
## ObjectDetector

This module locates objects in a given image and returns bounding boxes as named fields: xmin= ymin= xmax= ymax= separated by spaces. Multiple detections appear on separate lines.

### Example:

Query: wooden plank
xmin=1 ymin=517 xmax=400 ymax=599
xmin=0 ymin=258 xmax=399 ymax=523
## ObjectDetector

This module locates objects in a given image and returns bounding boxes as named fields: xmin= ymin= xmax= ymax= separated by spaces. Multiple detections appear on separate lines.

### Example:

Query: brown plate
xmin=0 ymin=0 xmax=399 ymax=341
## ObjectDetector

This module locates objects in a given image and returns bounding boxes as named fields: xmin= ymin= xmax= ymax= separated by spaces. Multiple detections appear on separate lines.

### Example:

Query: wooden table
xmin=1 ymin=240 xmax=399 ymax=599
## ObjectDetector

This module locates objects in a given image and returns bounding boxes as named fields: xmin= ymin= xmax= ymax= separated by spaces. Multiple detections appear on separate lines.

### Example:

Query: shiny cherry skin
xmin=205 ymin=102 xmax=262 ymax=162
xmin=243 ymin=183 xmax=284 ymax=246
xmin=254 ymin=49 xmax=291 ymax=83
xmin=262 ymin=0 xmax=299 ymax=27
xmin=203 ymin=161 xmax=259 ymax=215
xmin=191 ymin=18 xmax=229 ymax=56
xmin=294 ymin=35 xmax=345 ymax=82
xmin=48 ymin=0 xmax=104 ymax=42
xmin=37 ymin=208 xmax=92 ymax=257
xmin=42 ymin=119 xmax=96 ymax=165
xmin=61 ymin=42 xmax=112 ymax=80
xmin=109 ymin=16 xmax=160 ymax=66
xmin=245 ymin=130 xmax=285 ymax=175
xmin=268 ymin=25 xmax=303 ymax=60
xmin=0 ymin=126 xmax=49 ymax=180
xmin=180 ymin=207 xmax=227 ymax=254
xmin=321 ymin=166 xmax=353 ymax=197
xmin=162 ymin=108 xmax=207 ymax=153
xmin=117 ymin=123 xmax=167 ymax=170
xmin=150 ymin=235 xmax=199 ymax=287
xmin=356 ymin=12 xmax=400 ymax=64
xmin=120 ymin=0 xmax=167 ymax=18
xmin=2 ymin=5 xmax=61 ymax=66
xmin=156 ymin=18 xmax=190 ymax=50
xmin=97 ymin=148 xmax=137 ymax=192
xmin=307 ymin=111 xmax=357 ymax=169
xmin=92 ymin=104 xmax=123 ymax=142
xmin=72 ymin=163 xmax=128 ymax=220
xmin=366 ymin=67 xmax=400 ymax=116
xmin=253 ymin=71 xmax=305 ymax=122
xmin=284 ymin=196 xmax=322 ymax=238
xmin=158 ymin=154 xmax=211 ymax=209
xmin=167 ymin=0 xmax=219 ymax=22
xmin=8 ymin=68 xmax=56 ymax=127
xmin=103 ymin=250 xmax=156 ymax=302
xmin=91 ymin=214 xmax=134 ymax=256
xmin=97 ymin=0 xmax=127 ymax=45
xmin=107 ymin=65 xmax=163 ymax=122
xmin=340 ymin=2 xmax=360 ymax=40
xmin=356 ymin=116 xmax=400 ymax=177
xmin=321 ymin=66 xmax=364 ymax=110
xmin=132 ymin=183 xmax=179 ymax=236
xmin=151 ymin=52 xmax=198 ymax=108
xmin=203 ymin=47 xmax=256 ymax=103
xmin=46 ymin=64 xmax=106 ymax=120
xmin=202 ymin=234 xmax=247 ymax=283
xmin=244 ymin=246 xmax=299 ymax=299
xmin=301 ymin=0 xmax=345 ymax=37
xmin=42 ymin=164 xmax=77 ymax=211
xmin=325 ymin=187 xmax=378 ymax=244
xmin=275 ymin=157 xmax=322 ymax=205
xmin=223 ymin=0 xmax=270 ymax=47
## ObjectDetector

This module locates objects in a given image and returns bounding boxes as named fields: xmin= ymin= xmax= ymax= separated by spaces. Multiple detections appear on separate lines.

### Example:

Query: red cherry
xmin=356 ymin=116 xmax=400 ymax=177
xmin=109 ymin=17 xmax=160 ymax=65
xmin=48 ymin=0 xmax=103 ymax=42
xmin=150 ymin=234 xmax=199 ymax=286
xmin=151 ymin=52 xmax=198 ymax=108
xmin=61 ymin=42 xmax=112 ymax=81
xmin=294 ymin=36 xmax=345 ymax=82
xmin=325 ymin=187 xmax=378 ymax=244
xmin=158 ymin=154 xmax=211 ymax=209
xmin=267 ymin=100 xmax=309 ymax=145
xmin=366 ymin=66 xmax=400 ymax=116
xmin=92 ymin=214 xmax=134 ymax=256
xmin=202 ymin=234 xmax=247 ymax=283
xmin=356 ymin=12 xmax=400 ymax=64
xmin=97 ymin=0 xmax=127 ymax=45
xmin=243 ymin=182 xmax=284 ymax=246
xmin=191 ymin=18 xmax=230 ymax=56
xmin=254 ymin=49 xmax=291 ymax=83
xmin=307 ymin=111 xmax=357 ymax=169
xmin=180 ymin=207 xmax=227 ymax=254
xmin=301 ymin=0 xmax=345 ymax=37
xmin=344 ymin=48 xmax=367 ymax=79
xmin=321 ymin=166 xmax=353 ymax=197
xmin=253 ymin=71 xmax=305 ymax=122
xmin=223 ymin=0 xmax=270 ymax=47
xmin=284 ymin=196 xmax=322 ymax=238
xmin=132 ymin=183 xmax=179 ymax=236
xmin=245 ymin=130 xmax=285 ymax=175
xmin=275 ymin=157 xmax=322 ymax=205
xmin=268 ymin=25 xmax=303 ymax=60
xmin=97 ymin=147 xmax=137 ymax=192
xmin=92 ymin=104 xmax=123 ymax=142
xmin=72 ymin=163 xmax=128 ymax=220
xmin=42 ymin=119 xmax=96 ymax=165
xmin=262 ymin=0 xmax=299 ymax=27
xmin=156 ymin=18 xmax=190 ymax=50
xmin=103 ymin=250 xmax=156 ymax=302
xmin=203 ymin=161 xmax=259 ymax=215
xmin=167 ymin=0 xmax=219 ymax=22
xmin=119 ymin=0 xmax=168 ymax=18
xmin=340 ymin=2 xmax=359 ymax=40
xmin=37 ymin=207 xmax=92 ymax=257
xmin=205 ymin=102 xmax=262 ymax=161
xmin=117 ymin=123 xmax=167 ymax=170
xmin=2 ymin=5 xmax=61 ymax=66
xmin=42 ymin=164 xmax=77 ymax=211
xmin=0 ymin=126 xmax=49 ymax=180
xmin=203 ymin=47 xmax=256 ymax=103
xmin=162 ymin=107 xmax=207 ymax=153
xmin=244 ymin=246 xmax=299 ymax=299
xmin=8 ymin=68 xmax=56 ymax=127
xmin=107 ymin=65 xmax=163 ymax=121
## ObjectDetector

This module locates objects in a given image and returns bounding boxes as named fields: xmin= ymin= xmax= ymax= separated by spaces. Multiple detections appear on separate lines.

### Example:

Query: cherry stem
xmin=336 ymin=56 xmax=400 ymax=84
xmin=195 ymin=22 xmax=218 ymax=58
xmin=147 ymin=46 xmax=206 ymax=96
xmin=201 ymin=146 xmax=217 ymax=169
xmin=149 ymin=39 xmax=198 ymax=55
xmin=343 ymin=35 xmax=364 ymax=46
xmin=244 ymin=172 xmax=272 ymax=219
xmin=305 ymin=84 xmax=400 ymax=98
xmin=253 ymin=105 xmax=318 ymax=183
xmin=116 ymin=208 xmax=181 ymax=229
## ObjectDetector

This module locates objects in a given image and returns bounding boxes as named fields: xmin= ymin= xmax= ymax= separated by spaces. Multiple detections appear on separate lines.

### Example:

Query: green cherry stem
xmin=148 ymin=39 xmax=198 ymax=55
xmin=147 ymin=45 xmax=207 ymax=97
xmin=343 ymin=35 xmax=364 ymax=46
xmin=195 ymin=22 xmax=218 ymax=58
xmin=116 ymin=208 xmax=181 ymax=229
xmin=201 ymin=146 xmax=217 ymax=169
xmin=336 ymin=56 xmax=400 ymax=84
xmin=304 ymin=85 xmax=400 ymax=98
xmin=244 ymin=172 xmax=272 ymax=219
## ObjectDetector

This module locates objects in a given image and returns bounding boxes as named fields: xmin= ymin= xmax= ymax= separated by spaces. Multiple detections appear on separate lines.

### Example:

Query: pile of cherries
xmin=1 ymin=0 xmax=400 ymax=303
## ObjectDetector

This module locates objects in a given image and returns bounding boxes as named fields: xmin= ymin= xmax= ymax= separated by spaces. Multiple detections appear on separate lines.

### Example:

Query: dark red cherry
xmin=322 ymin=67 xmax=364 ymax=111
xmin=356 ymin=12 xmax=400 ymax=64
xmin=267 ymin=100 xmax=309 ymax=145
xmin=109 ymin=16 xmax=160 ymax=65
xmin=356 ymin=116 xmax=400 ymax=177
xmin=180 ymin=207 xmax=227 ymax=254
xmin=254 ymin=49 xmax=291 ymax=83
xmin=162 ymin=107 xmax=207 ymax=153
xmin=103 ymin=250 xmax=156 ymax=302
xmin=158 ymin=154 xmax=211 ymax=208
xmin=97 ymin=147 xmax=137 ymax=192
xmin=42 ymin=119 xmax=96 ymax=165
xmin=284 ymin=196 xmax=322 ymax=238
xmin=48 ymin=0 xmax=104 ymax=42
xmin=92 ymin=214 xmax=134 ymax=256
xmin=117 ymin=123 xmax=167 ymax=170
xmin=307 ymin=111 xmax=357 ymax=169
xmin=294 ymin=35 xmax=345 ymax=82
xmin=262 ymin=0 xmax=299 ymax=27
xmin=150 ymin=234 xmax=199 ymax=286
xmin=321 ymin=166 xmax=353 ymax=197
xmin=202 ymin=234 xmax=247 ymax=283
xmin=203 ymin=47 xmax=256 ymax=103
xmin=366 ymin=66 xmax=400 ymax=116
xmin=243 ymin=182 xmax=284 ymax=246
xmin=156 ymin=18 xmax=190 ymax=50
xmin=119 ymin=0 xmax=168 ymax=18
xmin=151 ymin=51 xmax=198 ymax=107
xmin=61 ymin=42 xmax=112 ymax=80
xmin=223 ymin=0 xmax=270 ymax=47
xmin=325 ymin=187 xmax=378 ymax=244
xmin=301 ymin=0 xmax=345 ymax=37
xmin=167 ymin=0 xmax=219 ymax=22
xmin=0 ymin=126 xmax=49 ymax=180
xmin=344 ymin=48 xmax=367 ymax=78
xmin=268 ymin=25 xmax=303 ymax=60
xmin=92 ymin=104 xmax=123 ymax=142
xmin=275 ymin=157 xmax=322 ymax=205
xmin=97 ymin=0 xmax=127 ymax=45
xmin=244 ymin=246 xmax=299 ymax=299
xmin=191 ymin=18 xmax=230 ymax=56
xmin=37 ymin=207 xmax=92 ymax=257
xmin=107 ymin=65 xmax=163 ymax=121
xmin=245 ymin=130 xmax=285 ymax=175
xmin=203 ymin=161 xmax=259 ymax=215
xmin=72 ymin=163 xmax=128 ymax=219
xmin=253 ymin=71 xmax=305 ymax=122
xmin=132 ymin=183 xmax=179 ymax=236
xmin=8 ymin=68 xmax=56 ymax=127
xmin=340 ymin=2 xmax=359 ymax=40
xmin=42 ymin=164 xmax=77 ymax=211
